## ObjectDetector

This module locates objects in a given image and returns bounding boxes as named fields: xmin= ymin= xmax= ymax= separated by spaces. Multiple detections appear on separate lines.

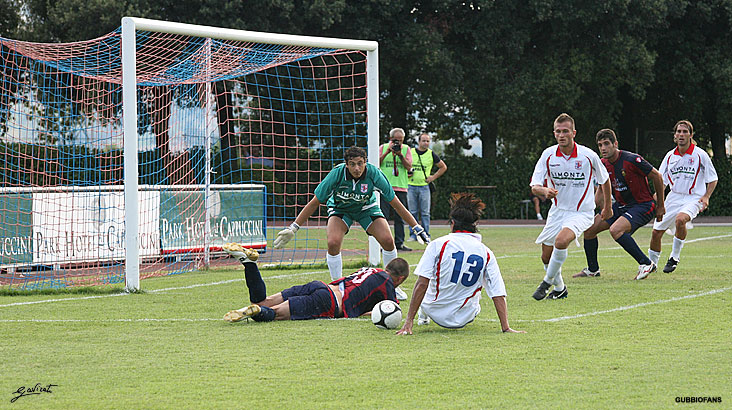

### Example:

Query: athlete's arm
xmin=492 ymin=296 xmax=525 ymax=334
xmin=648 ymin=168 xmax=666 ymax=222
xmin=294 ymin=196 xmax=321 ymax=226
xmin=532 ymin=185 xmax=557 ymax=200
xmin=389 ymin=196 xmax=419 ymax=228
xmin=599 ymin=179 xmax=613 ymax=220
xmin=396 ymin=275 xmax=429 ymax=335
xmin=700 ymin=180 xmax=718 ymax=211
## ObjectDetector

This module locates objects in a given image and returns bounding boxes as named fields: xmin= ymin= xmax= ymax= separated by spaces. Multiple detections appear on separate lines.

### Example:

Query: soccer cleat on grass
xmin=222 ymin=243 xmax=259 ymax=265
xmin=573 ymin=267 xmax=600 ymax=278
xmin=634 ymin=263 xmax=656 ymax=280
xmin=532 ymin=280 xmax=552 ymax=300
xmin=546 ymin=287 xmax=568 ymax=300
xmin=663 ymin=257 xmax=679 ymax=273
xmin=417 ymin=307 xmax=430 ymax=325
xmin=394 ymin=286 xmax=408 ymax=301
xmin=223 ymin=304 xmax=261 ymax=322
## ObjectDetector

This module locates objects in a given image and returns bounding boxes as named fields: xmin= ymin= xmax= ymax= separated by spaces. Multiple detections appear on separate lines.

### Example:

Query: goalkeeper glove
xmin=274 ymin=222 xmax=300 ymax=249
xmin=413 ymin=224 xmax=430 ymax=245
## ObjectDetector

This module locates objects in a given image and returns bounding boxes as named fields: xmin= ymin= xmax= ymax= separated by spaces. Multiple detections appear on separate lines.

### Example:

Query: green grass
xmin=1 ymin=226 xmax=731 ymax=409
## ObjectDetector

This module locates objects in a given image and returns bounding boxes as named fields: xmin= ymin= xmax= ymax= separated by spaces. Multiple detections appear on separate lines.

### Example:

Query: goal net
xmin=0 ymin=18 xmax=379 ymax=290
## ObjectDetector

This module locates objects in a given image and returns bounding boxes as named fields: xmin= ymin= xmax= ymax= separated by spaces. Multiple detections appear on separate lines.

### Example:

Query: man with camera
xmin=379 ymin=128 xmax=413 ymax=253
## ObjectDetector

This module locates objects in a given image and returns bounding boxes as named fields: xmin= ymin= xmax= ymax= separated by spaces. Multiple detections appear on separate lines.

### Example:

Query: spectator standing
xmin=379 ymin=128 xmax=413 ymax=251
xmin=407 ymin=132 xmax=447 ymax=241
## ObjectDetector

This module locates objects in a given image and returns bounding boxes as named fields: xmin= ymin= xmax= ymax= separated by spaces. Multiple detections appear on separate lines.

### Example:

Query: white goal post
xmin=120 ymin=17 xmax=381 ymax=292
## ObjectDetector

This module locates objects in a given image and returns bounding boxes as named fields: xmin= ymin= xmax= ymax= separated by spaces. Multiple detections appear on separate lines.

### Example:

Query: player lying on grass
xmin=575 ymin=129 xmax=665 ymax=280
xmin=222 ymin=243 xmax=409 ymax=322
xmin=396 ymin=193 xmax=524 ymax=335
xmin=273 ymin=146 xmax=429 ymax=300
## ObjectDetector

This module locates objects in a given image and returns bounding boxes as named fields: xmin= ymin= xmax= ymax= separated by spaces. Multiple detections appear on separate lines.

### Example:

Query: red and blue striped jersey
xmin=603 ymin=150 xmax=654 ymax=206
xmin=330 ymin=267 xmax=397 ymax=318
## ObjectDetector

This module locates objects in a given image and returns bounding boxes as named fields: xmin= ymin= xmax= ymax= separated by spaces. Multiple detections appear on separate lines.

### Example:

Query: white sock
xmin=649 ymin=249 xmax=661 ymax=265
xmin=537 ymin=213 xmax=543 ymax=220
xmin=382 ymin=248 xmax=398 ymax=268
xmin=553 ymin=270 xmax=565 ymax=292
xmin=326 ymin=253 xmax=342 ymax=281
xmin=543 ymin=263 xmax=548 ymax=271
xmin=671 ymin=237 xmax=685 ymax=260
xmin=545 ymin=248 xmax=568 ymax=282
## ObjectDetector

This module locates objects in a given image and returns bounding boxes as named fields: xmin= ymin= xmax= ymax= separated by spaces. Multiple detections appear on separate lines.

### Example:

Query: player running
xmin=648 ymin=120 xmax=718 ymax=273
xmin=396 ymin=193 xmax=524 ymax=335
xmin=222 ymin=243 xmax=409 ymax=322
xmin=530 ymin=113 xmax=612 ymax=301
xmin=574 ymin=129 xmax=666 ymax=280
xmin=273 ymin=146 xmax=429 ymax=300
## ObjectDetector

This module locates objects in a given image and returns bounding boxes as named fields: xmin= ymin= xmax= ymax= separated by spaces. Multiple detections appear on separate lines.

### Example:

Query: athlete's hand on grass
xmin=502 ymin=327 xmax=527 ymax=334
xmin=396 ymin=320 xmax=413 ymax=335
xmin=413 ymin=224 xmax=430 ymax=245
xmin=273 ymin=222 xmax=299 ymax=249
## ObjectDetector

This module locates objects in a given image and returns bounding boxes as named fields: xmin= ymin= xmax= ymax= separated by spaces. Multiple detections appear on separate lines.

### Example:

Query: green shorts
xmin=328 ymin=205 xmax=384 ymax=232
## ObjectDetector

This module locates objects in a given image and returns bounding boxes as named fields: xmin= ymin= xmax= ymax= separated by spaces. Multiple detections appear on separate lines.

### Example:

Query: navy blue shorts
xmin=281 ymin=281 xmax=338 ymax=320
xmin=605 ymin=201 xmax=656 ymax=234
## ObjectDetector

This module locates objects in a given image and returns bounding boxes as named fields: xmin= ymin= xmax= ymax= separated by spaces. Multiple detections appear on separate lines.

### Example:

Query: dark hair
xmin=449 ymin=193 xmax=485 ymax=233
xmin=385 ymin=258 xmax=409 ymax=278
xmin=554 ymin=113 xmax=575 ymax=130
xmin=344 ymin=146 xmax=367 ymax=162
xmin=595 ymin=128 xmax=617 ymax=144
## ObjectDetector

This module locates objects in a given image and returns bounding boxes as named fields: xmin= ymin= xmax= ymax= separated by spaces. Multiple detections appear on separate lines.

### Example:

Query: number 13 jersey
xmin=414 ymin=232 xmax=506 ymax=328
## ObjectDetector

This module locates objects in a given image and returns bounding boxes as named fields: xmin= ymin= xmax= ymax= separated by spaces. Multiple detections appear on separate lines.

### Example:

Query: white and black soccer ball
xmin=371 ymin=300 xmax=402 ymax=330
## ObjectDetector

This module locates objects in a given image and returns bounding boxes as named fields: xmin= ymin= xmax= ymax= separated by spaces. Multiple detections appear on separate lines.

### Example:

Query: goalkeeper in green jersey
xmin=274 ymin=146 xmax=430 ymax=292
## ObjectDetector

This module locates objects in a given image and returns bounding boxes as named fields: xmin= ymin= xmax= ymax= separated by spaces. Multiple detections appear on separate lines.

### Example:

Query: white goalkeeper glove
xmin=413 ymin=224 xmax=430 ymax=245
xmin=274 ymin=222 xmax=300 ymax=249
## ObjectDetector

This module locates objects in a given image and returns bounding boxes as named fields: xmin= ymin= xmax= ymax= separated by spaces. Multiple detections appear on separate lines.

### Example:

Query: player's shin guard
xmin=616 ymin=233 xmax=652 ymax=265
xmin=382 ymin=248 xmax=398 ymax=268
xmin=583 ymin=237 xmax=599 ymax=272
xmin=648 ymin=249 xmax=661 ymax=266
xmin=671 ymin=237 xmax=685 ymax=260
xmin=326 ymin=253 xmax=343 ymax=281
xmin=244 ymin=263 xmax=267 ymax=303
xmin=545 ymin=248 xmax=568 ymax=282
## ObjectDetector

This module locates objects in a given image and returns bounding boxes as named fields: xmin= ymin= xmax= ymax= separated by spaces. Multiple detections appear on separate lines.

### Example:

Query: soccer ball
xmin=371 ymin=300 xmax=402 ymax=330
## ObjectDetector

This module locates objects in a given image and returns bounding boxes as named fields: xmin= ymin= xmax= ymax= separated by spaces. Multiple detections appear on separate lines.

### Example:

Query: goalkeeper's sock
xmin=244 ymin=263 xmax=267 ymax=303
xmin=252 ymin=306 xmax=276 ymax=322
xmin=382 ymin=248 xmax=398 ymax=268
xmin=326 ymin=253 xmax=343 ymax=281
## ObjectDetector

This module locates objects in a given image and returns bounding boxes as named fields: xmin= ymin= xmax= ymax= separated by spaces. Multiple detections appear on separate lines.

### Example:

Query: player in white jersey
xmin=396 ymin=193 xmax=524 ymax=335
xmin=529 ymin=113 xmax=612 ymax=301
xmin=648 ymin=120 xmax=718 ymax=273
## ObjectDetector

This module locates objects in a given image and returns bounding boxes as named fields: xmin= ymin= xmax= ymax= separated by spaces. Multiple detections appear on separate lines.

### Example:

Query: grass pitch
xmin=1 ymin=226 xmax=731 ymax=409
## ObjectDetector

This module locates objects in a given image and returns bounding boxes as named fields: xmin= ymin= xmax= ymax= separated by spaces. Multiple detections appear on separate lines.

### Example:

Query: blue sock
xmin=616 ymin=233 xmax=652 ymax=265
xmin=252 ymin=306 xmax=276 ymax=322
xmin=584 ymin=237 xmax=599 ymax=272
xmin=244 ymin=263 xmax=267 ymax=303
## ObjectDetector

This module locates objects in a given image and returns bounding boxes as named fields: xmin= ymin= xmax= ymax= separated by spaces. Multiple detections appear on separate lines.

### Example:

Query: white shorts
xmin=652 ymin=192 xmax=704 ymax=231
xmin=535 ymin=207 xmax=594 ymax=246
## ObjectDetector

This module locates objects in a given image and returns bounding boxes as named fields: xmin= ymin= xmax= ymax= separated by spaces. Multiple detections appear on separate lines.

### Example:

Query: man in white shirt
xmin=529 ymin=113 xmax=613 ymax=300
xmin=648 ymin=120 xmax=718 ymax=273
xmin=396 ymin=193 xmax=524 ymax=335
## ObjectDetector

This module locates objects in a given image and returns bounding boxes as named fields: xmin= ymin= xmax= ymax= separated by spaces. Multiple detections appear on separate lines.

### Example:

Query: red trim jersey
xmin=603 ymin=150 xmax=655 ymax=206
xmin=659 ymin=144 xmax=718 ymax=197
xmin=330 ymin=267 xmax=397 ymax=318
xmin=530 ymin=143 xmax=609 ymax=213
xmin=414 ymin=232 xmax=505 ymax=328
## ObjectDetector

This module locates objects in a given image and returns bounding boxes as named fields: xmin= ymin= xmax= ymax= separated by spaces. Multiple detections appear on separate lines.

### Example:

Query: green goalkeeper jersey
xmin=314 ymin=163 xmax=396 ymax=213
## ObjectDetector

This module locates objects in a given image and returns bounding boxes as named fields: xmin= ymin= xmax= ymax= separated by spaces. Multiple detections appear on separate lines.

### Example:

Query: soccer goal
xmin=0 ymin=17 xmax=380 ymax=291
